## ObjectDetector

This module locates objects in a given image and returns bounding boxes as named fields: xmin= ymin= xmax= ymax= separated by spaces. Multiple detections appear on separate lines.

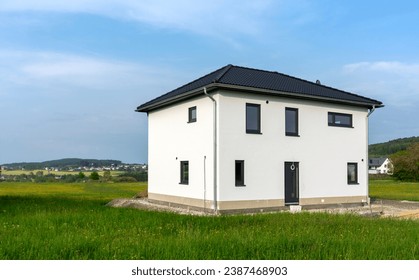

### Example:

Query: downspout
xmin=366 ymin=105 xmax=376 ymax=205
xmin=204 ymin=87 xmax=218 ymax=213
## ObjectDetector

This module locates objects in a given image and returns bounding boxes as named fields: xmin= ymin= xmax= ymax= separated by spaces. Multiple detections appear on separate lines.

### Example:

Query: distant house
xmin=136 ymin=64 xmax=383 ymax=213
xmin=369 ymin=158 xmax=393 ymax=174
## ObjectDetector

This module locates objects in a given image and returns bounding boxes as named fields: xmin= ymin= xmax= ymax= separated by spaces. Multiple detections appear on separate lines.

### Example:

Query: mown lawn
xmin=369 ymin=180 xmax=419 ymax=201
xmin=0 ymin=181 xmax=418 ymax=260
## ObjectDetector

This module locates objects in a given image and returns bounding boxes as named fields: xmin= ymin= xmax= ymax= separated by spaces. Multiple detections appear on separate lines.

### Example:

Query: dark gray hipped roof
xmin=369 ymin=157 xmax=388 ymax=167
xmin=137 ymin=64 xmax=383 ymax=112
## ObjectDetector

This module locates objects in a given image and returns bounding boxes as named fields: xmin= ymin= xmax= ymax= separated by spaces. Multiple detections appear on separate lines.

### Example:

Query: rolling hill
xmin=369 ymin=136 xmax=419 ymax=158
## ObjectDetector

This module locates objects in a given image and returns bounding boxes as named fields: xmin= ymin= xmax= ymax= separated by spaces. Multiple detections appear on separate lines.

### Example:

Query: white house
xmin=368 ymin=158 xmax=393 ymax=174
xmin=137 ymin=65 xmax=383 ymax=213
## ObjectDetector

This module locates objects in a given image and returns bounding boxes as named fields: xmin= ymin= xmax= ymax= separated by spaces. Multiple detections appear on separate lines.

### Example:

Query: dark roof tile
xmin=137 ymin=64 xmax=383 ymax=111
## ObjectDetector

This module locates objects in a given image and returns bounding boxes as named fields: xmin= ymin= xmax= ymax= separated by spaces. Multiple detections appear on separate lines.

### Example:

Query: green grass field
xmin=369 ymin=180 xmax=419 ymax=201
xmin=0 ymin=181 xmax=418 ymax=260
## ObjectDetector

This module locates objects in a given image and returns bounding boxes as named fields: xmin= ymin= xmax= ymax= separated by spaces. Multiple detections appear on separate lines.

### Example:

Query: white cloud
xmin=344 ymin=61 xmax=419 ymax=76
xmin=0 ymin=50 xmax=181 ymax=95
xmin=341 ymin=61 xmax=419 ymax=107
xmin=0 ymin=0 xmax=275 ymax=40
xmin=0 ymin=49 xmax=183 ymax=163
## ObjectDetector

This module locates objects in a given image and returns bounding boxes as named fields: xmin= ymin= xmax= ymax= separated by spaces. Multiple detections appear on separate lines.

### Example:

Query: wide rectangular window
xmin=347 ymin=162 xmax=358 ymax=184
xmin=328 ymin=112 xmax=353 ymax=127
xmin=246 ymin=103 xmax=261 ymax=134
xmin=285 ymin=107 xmax=299 ymax=136
xmin=180 ymin=161 xmax=189 ymax=184
xmin=188 ymin=106 xmax=197 ymax=123
xmin=235 ymin=160 xmax=245 ymax=186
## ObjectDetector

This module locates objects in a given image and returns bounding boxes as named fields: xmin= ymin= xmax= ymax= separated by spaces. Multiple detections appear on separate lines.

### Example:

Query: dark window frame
xmin=347 ymin=162 xmax=358 ymax=185
xmin=235 ymin=160 xmax=245 ymax=187
xmin=188 ymin=106 xmax=197 ymax=123
xmin=328 ymin=112 xmax=353 ymax=128
xmin=285 ymin=107 xmax=299 ymax=136
xmin=246 ymin=103 xmax=261 ymax=134
xmin=180 ymin=161 xmax=189 ymax=185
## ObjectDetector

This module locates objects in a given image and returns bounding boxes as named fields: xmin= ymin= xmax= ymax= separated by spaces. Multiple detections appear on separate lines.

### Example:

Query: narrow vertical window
xmin=180 ymin=161 xmax=189 ymax=184
xmin=188 ymin=106 xmax=197 ymax=123
xmin=347 ymin=163 xmax=358 ymax=184
xmin=235 ymin=160 xmax=245 ymax=186
xmin=246 ymin=103 xmax=261 ymax=134
xmin=285 ymin=107 xmax=299 ymax=136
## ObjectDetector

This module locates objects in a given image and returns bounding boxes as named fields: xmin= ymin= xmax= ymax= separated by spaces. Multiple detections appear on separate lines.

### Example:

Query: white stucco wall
xmin=147 ymin=89 xmax=370 ymax=210
xmin=147 ymin=95 xmax=215 ymax=205
xmin=216 ymin=90 xmax=369 ymax=205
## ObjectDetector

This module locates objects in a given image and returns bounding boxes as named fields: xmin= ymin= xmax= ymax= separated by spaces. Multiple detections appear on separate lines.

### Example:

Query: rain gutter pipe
xmin=204 ymin=87 xmax=218 ymax=213
xmin=366 ymin=105 xmax=376 ymax=205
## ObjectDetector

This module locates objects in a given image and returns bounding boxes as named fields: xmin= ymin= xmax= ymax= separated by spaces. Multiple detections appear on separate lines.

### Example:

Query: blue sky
xmin=1 ymin=0 xmax=418 ymax=164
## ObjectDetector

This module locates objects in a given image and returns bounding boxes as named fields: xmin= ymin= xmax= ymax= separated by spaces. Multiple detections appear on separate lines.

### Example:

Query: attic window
xmin=188 ymin=106 xmax=197 ymax=123
xmin=328 ymin=112 xmax=352 ymax=128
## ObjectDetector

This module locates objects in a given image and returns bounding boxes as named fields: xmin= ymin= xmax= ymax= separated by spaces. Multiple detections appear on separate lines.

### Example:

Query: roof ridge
xmin=213 ymin=64 xmax=233 ymax=83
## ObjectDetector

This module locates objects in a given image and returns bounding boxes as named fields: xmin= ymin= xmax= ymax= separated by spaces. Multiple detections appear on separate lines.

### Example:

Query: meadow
xmin=369 ymin=179 xmax=419 ymax=201
xmin=0 ymin=181 xmax=417 ymax=260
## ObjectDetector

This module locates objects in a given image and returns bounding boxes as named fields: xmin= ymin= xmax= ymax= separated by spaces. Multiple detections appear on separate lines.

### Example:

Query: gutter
xmin=204 ymin=87 xmax=218 ymax=213
xmin=137 ymin=83 xmax=383 ymax=113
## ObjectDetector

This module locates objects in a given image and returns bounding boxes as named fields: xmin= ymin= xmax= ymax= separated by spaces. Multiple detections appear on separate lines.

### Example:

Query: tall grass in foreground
xmin=0 ymin=182 xmax=418 ymax=260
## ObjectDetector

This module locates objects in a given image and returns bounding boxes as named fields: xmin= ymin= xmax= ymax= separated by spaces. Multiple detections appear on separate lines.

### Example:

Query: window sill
xmin=179 ymin=182 xmax=189 ymax=185
xmin=235 ymin=184 xmax=246 ymax=187
xmin=286 ymin=133 xmax=300 ymax=137
xmin=348 ymin=182 xmax=359 ymax=185
xmin=246 ymin=131 xmax=262 ymax=135
xmin=187 ymin=120 xmax=196 ymax=124
xmin=328 ymin=124 xmax=354 ymax=128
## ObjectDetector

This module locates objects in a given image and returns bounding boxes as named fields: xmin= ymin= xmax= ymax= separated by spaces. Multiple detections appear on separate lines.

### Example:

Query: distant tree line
xmin=0 ymin=170 xmax=147 ymax=183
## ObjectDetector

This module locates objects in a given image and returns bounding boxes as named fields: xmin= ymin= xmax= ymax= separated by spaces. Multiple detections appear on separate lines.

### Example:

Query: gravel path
xmin=107 ymin=198 xmax=419 ymax=219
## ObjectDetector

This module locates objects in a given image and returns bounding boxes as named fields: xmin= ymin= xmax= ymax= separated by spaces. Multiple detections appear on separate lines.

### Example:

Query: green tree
xmin=78 ymin=172 xmax=86 ymax=179
xmin=391 ymin=143 xmax=419 ymax=181
xmin=89 ymin=171 xmax=100 ymax=180
xmin=103 ymin=170 xmax=112 ymax=181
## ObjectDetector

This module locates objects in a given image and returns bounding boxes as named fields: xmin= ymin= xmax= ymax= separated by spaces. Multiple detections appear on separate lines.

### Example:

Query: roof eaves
xmin=135 ymin=84 xmax=218 ymax=112
xmin=215 ymin=84 xmax=383 ymax=108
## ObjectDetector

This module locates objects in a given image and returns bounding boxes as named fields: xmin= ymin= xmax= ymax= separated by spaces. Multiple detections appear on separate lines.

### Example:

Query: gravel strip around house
xmin=306 ymin=199 xmax=419 ymax=219
xmin=107 ymin=198 xmax=419 ymax=219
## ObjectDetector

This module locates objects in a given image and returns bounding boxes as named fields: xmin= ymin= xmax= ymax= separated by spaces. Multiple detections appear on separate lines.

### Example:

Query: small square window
xmin=235 ymin=160 xmax=245 ymax=186
xmin=328 ymin=112 xmax=352 ymax=127
xmin=347 ymin=162 xmax=358 ymax=184
xmin=246 ymin=103 xmax=261 ymax=134
xmin=285 ymin=107 xmax=299 ymax=136
xmin=180 ymin=161 xmax=189 ymax=184
xmin=188 ymin=106 xmax=197 ymax=123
